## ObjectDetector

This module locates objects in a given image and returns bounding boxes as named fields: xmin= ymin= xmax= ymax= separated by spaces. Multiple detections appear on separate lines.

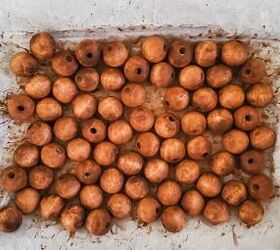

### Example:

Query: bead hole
xmin=179 ymin=47 xmax=186 ymax=55
xmin=17 ymin=105 xmax=25 ymax=111
xmin=84 ymin=172 xmax=90 ymax=177
xmin=87 ymin=52 xmax=93 ymax=58
xmin=90 ymin=127 xmax=97 ymax=134
xmin=248 ymin=158 xmax=254 ymax=164
xmin=168 ymin=116 xmax=175 ymax=122
xmin=8 ymin=172 xmax=15 ymax=179
xmin=66 ymin=55 xmax=73 ymax=62
xmin=136 ymin=142 xmax=141 ymax=149
xmin=252 ymin=184 xmax=260 ymax=190
xmin=202 ymin=152 xmax=208 ymax=157
xmin=245 ymin=69 xmax=251 ymax=75
xmin=136 ymin=68 xmax=142 ymax=75
xmin=245 ymin=115 xmax=252 ymax=121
